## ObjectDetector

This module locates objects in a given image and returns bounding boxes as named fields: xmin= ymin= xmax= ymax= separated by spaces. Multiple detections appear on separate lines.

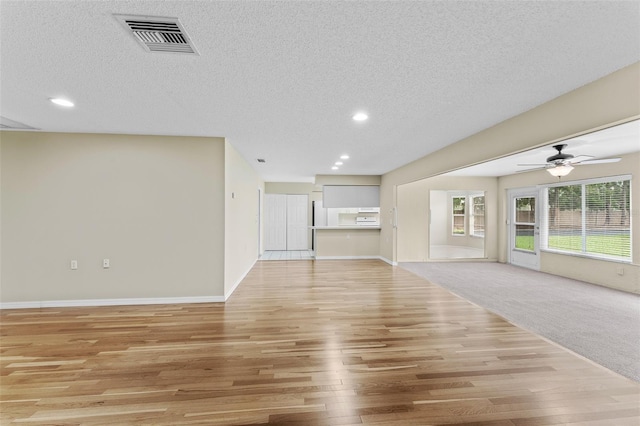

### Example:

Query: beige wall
xmin=315 ymin=175 xmax=381 ymax=186
xmin=381 ymin=62 xmax=640 ymax=272
xmin=397 ymin=176 xmax=498 ymax=262
xmin=497 ymin=151 xmax=640 ymax=293
xmin=224 ymin=141 xmax=264 ymax=298
xmin=1 ymin=132 xmax=226 ymax=304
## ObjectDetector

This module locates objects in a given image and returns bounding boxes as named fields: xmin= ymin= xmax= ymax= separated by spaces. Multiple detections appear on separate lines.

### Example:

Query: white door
xmin=509 ymin=189 xmax=540 ymax=270
xmin=264 ymin=194 xmax=287 ymax=250
xmin=286 ymin=194 xmax=308 ymax=250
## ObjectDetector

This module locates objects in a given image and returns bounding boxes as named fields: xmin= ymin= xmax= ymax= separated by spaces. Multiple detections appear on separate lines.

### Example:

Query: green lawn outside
xmin=515 ymin=234 xmax=630 ymax=257
xmin=515 ymin=236 xmax=535 ymax=251
xmin=550 ymin=234 xmax=630 ymax=256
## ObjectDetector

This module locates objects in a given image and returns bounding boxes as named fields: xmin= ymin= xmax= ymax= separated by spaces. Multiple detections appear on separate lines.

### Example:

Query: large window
xmin=452 ymin=196 xmax=465 ymax=235
xmin=544 ymin=177 xmax=631 ymax=261
xmin=470 ymin=195 xmax=485 ymax=237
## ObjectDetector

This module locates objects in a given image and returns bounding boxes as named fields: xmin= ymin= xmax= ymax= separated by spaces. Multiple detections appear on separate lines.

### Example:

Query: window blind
xmin=545 ymin=179 xmax=630 ymax=260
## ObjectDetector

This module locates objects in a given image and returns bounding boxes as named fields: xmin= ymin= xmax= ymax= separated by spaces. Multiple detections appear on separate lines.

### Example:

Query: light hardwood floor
xmin=1 ymin=260 xmax=639 ymax=425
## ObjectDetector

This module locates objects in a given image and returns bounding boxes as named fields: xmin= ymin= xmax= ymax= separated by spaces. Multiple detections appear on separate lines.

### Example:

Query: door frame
xmin=257 ymin=188 xmax=262 ymax=257
xmin=508 ymin=187 xmax=540 ymax=270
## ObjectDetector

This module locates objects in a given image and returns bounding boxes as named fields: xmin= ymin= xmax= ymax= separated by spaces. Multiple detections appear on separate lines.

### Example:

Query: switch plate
xmin=103 ymin=259 xmax=110 ymax=268
xmin=70 ymin=260 xmax=78 ymax=270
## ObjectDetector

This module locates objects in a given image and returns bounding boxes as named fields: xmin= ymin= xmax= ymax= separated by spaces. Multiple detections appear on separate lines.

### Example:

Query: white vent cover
xmin=114 ymin=14 xmax=198 ymax=55
xmin=0 ymin=116 xmax=37 ymax=130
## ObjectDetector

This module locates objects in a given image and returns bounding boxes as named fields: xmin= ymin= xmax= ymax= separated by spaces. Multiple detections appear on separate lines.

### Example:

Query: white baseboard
xmin=315 ymin=255 xmax=395 ymax=265
xmin=224 ymin=259 xmax=256 ymax=300
xmin=379 ymin=256 xmax=398 ymax=266
xmin=0 ymin=295 xmax=225 ymax=310
xmin=314 ymin=255 xmax=379 ymax=260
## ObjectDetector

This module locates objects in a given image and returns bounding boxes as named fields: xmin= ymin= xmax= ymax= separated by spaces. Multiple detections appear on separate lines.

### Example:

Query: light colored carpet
xmin=399 ymin=261 xmax=640 ymax=382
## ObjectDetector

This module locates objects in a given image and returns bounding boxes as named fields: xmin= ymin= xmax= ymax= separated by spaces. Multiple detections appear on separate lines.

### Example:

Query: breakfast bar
xmin=311 ymin=226 xmax=381 ymax=259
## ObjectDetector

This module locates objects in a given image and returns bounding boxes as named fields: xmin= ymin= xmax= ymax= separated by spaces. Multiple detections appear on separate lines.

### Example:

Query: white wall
xmin=429 ymin=191 xmax=448 ymax=246
xmin=1 ymin=132 xmax=226 ymax=305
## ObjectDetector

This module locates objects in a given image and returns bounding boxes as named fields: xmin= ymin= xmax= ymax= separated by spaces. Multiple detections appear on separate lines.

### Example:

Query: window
xmin=545 ymin=177 xmax=631 ymax=260
xmin=452 ymin=196 xmax=465 ymax=235
xmin=470 ymin=195 xmax=485 ymax=237
xmin=515 ymin=196 xmax=536 ymax=251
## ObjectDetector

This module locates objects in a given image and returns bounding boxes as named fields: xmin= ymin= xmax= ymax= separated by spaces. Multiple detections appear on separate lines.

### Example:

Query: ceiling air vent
xmin=114 ymin=14 xmax=198 ymax=55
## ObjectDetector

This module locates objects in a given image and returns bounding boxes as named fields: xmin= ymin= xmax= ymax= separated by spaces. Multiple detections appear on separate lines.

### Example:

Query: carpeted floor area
xmin=399 ymin=261 xmax=640 ymax=382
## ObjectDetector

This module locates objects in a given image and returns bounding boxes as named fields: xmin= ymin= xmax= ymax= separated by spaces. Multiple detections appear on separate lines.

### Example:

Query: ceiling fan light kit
xmin=547 ymin=164 xmax=574 ymax=177
xmin=517 ymin=140 xmax=623 ymax=178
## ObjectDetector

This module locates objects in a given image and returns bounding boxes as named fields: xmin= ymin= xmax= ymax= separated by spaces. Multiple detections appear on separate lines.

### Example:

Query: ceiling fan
xmin=518 ymin=144 xmax=621 ymax=177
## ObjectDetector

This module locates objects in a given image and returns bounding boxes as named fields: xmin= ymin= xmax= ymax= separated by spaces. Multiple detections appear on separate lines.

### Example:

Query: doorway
xmin=429 ymin=190 xmax=486 ymax=259
xmin=508 ymin=188 xmax=540 ymax=270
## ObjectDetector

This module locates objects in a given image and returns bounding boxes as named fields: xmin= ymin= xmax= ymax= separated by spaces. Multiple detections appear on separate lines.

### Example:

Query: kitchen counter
xmin=312 ymin=226 xmax=380 ymax=259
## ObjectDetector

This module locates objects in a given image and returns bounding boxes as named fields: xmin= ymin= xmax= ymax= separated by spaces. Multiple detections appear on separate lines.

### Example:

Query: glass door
xmin=509 ymin=189 xmax=540 ymax=270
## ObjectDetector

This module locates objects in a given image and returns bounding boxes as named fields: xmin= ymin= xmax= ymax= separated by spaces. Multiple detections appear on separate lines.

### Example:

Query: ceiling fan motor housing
xmin=547 ymin=144 xmax=574 ymax=164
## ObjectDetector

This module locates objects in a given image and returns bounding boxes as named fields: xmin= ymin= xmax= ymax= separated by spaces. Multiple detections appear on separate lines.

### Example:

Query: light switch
xmin=103 ymin=259 xmax=110 ymax=268
xmin=70 ymin=260 xmax=78 ymax=270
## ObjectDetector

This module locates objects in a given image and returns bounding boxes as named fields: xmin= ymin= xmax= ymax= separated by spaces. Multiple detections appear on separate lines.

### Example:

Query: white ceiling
xmin=445 ymin=119 xmax=640 ymax=177
xmin=1 ymin=1 xmax=639 ymax=182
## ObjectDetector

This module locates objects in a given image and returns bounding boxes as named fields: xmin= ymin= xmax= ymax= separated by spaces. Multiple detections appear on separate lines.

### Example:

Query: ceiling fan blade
xmin=517 ymin=163 xmax=548 ymax=166
xmin=574 ymin=157 xmax=621 ymax=165
xmin=515 ymin=166 xmax=547 ymax=173
xmin=567 ymin=155 xmax=594 ymax=163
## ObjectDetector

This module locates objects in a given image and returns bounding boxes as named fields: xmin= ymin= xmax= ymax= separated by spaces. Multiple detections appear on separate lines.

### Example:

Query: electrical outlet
xmin=103 ymin=259 xmax=110 ymax=269
xmin=70 ymin=260 xmax=78 ymax=270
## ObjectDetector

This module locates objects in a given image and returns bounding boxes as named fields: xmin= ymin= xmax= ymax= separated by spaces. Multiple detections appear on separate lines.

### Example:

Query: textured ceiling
xmin=1 ymin=1 xmax=639 ymax=182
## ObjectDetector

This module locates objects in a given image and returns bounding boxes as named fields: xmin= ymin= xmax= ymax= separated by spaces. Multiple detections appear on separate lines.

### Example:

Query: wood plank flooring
xmin=1 ymin=260 xmax=639 ymax=425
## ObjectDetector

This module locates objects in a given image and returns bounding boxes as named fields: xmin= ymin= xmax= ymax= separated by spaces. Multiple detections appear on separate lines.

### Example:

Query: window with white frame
xmin=452 ymin=196 xmax=465 ymax=235
xmin=470 ymin=195 xmax=485 ymax=237
xmin=543 ymin=176 xmax=631 ymax=261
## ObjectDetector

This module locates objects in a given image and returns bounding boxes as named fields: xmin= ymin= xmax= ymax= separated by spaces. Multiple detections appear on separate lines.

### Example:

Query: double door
xmin=264 ymin=194 xmax=308 ymax=250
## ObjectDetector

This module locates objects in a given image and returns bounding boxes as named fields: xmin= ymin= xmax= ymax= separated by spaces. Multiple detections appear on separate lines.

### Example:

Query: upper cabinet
xmin=322 ymin=185 xmax=380 ymax=208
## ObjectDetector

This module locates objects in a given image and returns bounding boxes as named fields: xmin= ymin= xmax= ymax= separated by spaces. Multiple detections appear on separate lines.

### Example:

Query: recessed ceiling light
xmin=49 ymin=98 xmax=74 ymax=107
xmin=332 ymin=166 xmax=339 ymax=170
xmin=340 ymin=154 xmax=350 ymax=160
xmin=335 ymin=161 xmax=343 ymax=166
xmin=352 ymin=112 xmax=368 ymax=122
